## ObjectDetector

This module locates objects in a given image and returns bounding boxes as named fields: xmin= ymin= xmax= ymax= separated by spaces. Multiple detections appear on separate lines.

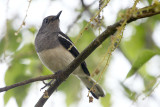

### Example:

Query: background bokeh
xmin=0 ymin=0 xmax=160 ymax=107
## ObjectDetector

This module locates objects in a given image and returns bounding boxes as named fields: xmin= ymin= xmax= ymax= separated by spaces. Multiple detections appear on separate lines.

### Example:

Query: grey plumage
xmin=35 ymin=11 xmax=105 ymax=99
xmin=35 ymin=32 xmax=60 ymax=52
xmin=35 ymin=16 xmax=61 ymax=52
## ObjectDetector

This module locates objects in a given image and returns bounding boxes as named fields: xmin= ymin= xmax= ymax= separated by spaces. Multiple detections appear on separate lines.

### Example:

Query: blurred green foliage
xmin=120 ymin=10 xmax=160 ymax=106
xmin=126 ymin=49 xmax=158 ymax=78
xmin=0 ymin=0 xmax=160 ymax=107
xmin=0 ymin=20 xmax=22 ymax=56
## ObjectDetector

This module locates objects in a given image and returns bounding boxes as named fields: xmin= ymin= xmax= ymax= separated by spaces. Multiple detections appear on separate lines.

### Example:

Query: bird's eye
xmin=44 ymin=18 xmax=49 ymax=24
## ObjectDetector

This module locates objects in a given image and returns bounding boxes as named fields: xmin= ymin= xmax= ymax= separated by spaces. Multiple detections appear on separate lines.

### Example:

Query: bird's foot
xmin=54 ymin=70 xmax=66 ymax=81
xmin=40 ymin=79 xmax=55 ymax=91
xmin=40 ymin=70 xmax=65 ymax=91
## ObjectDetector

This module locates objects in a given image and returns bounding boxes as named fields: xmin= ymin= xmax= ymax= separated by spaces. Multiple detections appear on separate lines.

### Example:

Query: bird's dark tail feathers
xmin=79 ymin=76 xmax=105 ymax=99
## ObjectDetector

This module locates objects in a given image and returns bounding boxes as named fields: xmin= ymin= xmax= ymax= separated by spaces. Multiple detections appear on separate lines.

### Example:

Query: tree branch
xmin=35 ymin=3 xmax=160 ymax=107
xmin=0 ymin=2 xmax=159 ymax=106
xmin=0 ymin=74 xmax=56 ymax=92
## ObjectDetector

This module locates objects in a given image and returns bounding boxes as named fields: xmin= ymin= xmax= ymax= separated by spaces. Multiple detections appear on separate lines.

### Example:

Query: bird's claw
xmin=40 ymin=80 xmax=54 ymax=91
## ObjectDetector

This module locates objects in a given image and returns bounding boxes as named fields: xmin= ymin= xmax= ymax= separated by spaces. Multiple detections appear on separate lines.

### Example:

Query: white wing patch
xmin=58 ymin=34 xmax=77 ymax=51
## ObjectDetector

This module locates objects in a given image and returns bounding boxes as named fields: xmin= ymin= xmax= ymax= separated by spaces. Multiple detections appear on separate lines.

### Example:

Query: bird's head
xmin=40 ymin=11 xmax=62 ymax=33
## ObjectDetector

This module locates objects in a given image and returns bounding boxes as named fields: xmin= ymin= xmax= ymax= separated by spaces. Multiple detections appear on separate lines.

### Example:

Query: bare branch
xmin=0 ymin=74 xmax=56 ymax=92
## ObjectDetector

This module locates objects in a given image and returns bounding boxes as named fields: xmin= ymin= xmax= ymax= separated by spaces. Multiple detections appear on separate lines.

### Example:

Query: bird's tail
xmin=78 ymin=76 xmax=105 ymax=99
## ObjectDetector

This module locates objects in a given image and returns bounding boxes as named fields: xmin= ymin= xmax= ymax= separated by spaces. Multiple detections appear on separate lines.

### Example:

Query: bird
xmin=34 ymin=11 xmax=105 ymax=99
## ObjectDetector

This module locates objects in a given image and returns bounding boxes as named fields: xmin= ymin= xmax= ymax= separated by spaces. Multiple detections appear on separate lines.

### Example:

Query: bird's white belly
xmin=37 ymin=46 xmax=84 ymax=76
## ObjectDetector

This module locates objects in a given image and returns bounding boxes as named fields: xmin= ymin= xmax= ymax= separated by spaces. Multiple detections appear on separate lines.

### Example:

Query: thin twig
xmin=66 ymin=0 xmax=96 ymax=34
xmin=14 ymin=0 xmax=32 ymax=35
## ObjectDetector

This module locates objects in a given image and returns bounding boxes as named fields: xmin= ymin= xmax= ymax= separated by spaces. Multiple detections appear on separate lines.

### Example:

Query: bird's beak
xmin=54 ymin=11 xmax=62 ymax=19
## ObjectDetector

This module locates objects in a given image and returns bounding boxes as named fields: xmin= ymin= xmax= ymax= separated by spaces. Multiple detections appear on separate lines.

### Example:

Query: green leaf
xmin=0 ymin=20 xmax=22 ymax=56
xmin=121 ymin=24 xmax=146 ymax=62
xmin=41 ymin=65 xmax=52 ymax=75
xmin=14 ymin=85 xmax=30 ymax=107
xmin=4 ymin=61 xmax=31 ymax=106
xmin=143 ymin=75 xmax=157 ymax=93
xmin=138 ymin=66 xmax=157 ymax=93
xmin=28 ymin=26 xmax=37 ymax=34
xmin=100 ymin=93 xmax=111 ymax=107
xmin=126 ymin=49 xmax=157 ymax=78
xmin=4 ymin=45 xmax=34 ymax=106
xmin=147 ymin=0 xmax=153 ymax=5
xmin=121 ymin=82 xmax=137 ymax=101
xmin=14 ymin=44 xmax=37 ymax=59
xmin=0 ymin=37 xmax=5 ymax=56
xmin=14 ymin=44 xmax=42 ymax=76
xmin=3 ymin=89 xmax=14 ymax=105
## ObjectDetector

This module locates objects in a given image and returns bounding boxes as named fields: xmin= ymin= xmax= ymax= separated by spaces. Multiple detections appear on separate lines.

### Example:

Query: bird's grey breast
xmin=35 ymin=32 xmax=60 ymax=52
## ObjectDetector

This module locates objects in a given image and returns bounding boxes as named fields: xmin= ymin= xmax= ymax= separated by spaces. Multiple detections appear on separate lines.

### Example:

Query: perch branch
xmin=0 ymin=74 xmax=56 ymax=92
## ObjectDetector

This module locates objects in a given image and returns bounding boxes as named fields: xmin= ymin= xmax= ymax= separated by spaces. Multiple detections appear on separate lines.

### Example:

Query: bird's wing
xmin=58 ymin=31 xmax=90 ymax=76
